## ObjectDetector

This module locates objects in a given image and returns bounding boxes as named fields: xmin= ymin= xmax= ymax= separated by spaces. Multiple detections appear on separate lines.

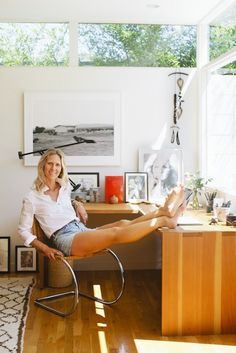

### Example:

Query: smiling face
xmin=43 ymin=154 xmax=62 ymax=183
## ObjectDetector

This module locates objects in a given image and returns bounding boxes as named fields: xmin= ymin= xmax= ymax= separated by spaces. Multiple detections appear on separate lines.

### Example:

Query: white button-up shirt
xmin=18 ymin=181 xmax=77 ymax=247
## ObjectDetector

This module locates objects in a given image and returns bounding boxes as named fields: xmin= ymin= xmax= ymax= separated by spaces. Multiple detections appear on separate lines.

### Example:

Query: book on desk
xmin=178 ymin=215 xmax=203 ymax=225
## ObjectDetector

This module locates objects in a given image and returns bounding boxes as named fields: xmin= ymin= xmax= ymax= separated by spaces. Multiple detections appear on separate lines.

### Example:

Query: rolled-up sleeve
xmin=18 ymin=197 xmax=37 ymax=246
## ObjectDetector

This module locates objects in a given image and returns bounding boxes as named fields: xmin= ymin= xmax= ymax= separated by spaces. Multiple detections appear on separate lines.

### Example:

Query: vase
xmin=192 ymin=190 xmax=200 ymax=210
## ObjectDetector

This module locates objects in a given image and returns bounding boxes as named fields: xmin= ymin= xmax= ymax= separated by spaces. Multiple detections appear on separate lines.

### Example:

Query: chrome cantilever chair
xmin=32 ymin=218 xmax=125 ymax=317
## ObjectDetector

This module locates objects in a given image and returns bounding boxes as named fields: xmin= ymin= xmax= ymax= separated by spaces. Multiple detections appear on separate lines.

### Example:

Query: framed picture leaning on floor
xmin=0 ymin=237 xmax=10 ymax=273
xmin=15 ymin=246 xmax=37 ymax=272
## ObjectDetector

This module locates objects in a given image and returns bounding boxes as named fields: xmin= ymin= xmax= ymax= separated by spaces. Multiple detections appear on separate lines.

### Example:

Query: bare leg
xmin=98 ymin=185 xmax=185 ymax=230
xmin=71 ymin=205 xmax=184 ymax=257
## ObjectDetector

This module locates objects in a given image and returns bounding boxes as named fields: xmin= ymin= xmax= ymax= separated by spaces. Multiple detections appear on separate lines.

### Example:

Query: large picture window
xmin=205 ymin=62 xmax=236 ymax=192
xmin=78 ymin=23 xmax=197 ymax=67
xmin=200 ymin=2 xmax=236 ymax=194
xmin=0 ymin=23 xmax=69 ymax=66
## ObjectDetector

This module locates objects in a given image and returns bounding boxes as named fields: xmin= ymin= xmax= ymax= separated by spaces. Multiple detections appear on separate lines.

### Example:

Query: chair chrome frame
xmin=34 ymin=248 xmax=125 ymax=317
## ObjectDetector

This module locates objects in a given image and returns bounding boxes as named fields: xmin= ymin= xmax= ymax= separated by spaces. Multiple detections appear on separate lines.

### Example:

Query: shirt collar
xmin=40 ymin=178 xmax=64 ymax=193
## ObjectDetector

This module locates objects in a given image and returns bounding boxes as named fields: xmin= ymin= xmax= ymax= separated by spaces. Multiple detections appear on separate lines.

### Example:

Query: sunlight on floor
xmin=94 ymin=284 xmax=106 ymax=318
xmin=134 ymin=339 xmax=236 ymax=353
xmin=98 ymin=331 xmax=109 ymax=353
xmin=93 ymin=284 xmax=109 ymax=353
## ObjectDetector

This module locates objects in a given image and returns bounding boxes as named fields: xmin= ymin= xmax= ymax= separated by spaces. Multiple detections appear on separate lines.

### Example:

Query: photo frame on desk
xmin=0 ymin=237 xmax=10 ymax=273
xmin=23 ymin=91 xmax=121 ymax=166
xmin=124 ymin=172 xmax=148 ymax=203
xmin=15 ymin=246 xmax=37 ymax=272
xmin=68 ymin=172 xmax=100 ymax=191
xmin=139 ymin=148 xmax=183 ymax=203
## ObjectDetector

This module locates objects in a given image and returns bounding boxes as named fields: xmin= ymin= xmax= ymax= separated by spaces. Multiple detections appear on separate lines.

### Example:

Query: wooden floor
xmin=23 ymin=270 xmax=236 ymax=353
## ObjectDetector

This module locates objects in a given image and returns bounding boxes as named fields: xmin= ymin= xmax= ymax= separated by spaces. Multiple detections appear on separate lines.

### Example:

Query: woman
xmin=18 ymin=149 xmax=185 ymax=260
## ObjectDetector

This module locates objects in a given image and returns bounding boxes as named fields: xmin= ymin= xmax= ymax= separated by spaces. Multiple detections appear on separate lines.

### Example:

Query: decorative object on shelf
xmin=15 ymin=246 xmax=37 ymax=272
xmin=192 ymin=189 xmax=200 ymax=210
xmin=105 ymin=176 xmax=124 ymax=203
xmin=89 ymin=187 xmax=101 ymax=203
xmin=110 ymin=195 xmax=119 ymax=204
xmin=209 ymin=217 xmax=218 ymax=225
xmin=213 ymin=200 xmax=231 ymax=222
xmin=0 ymin=237 xmax=10 ymax=273
xmin=168 ymin=71 xmax=188 ymax=146
xmin=124 ymin=172 xmax=148 ymax=203
xmin=22 ymin=91 xmax=121 ymax=166
xmin=185 ymin=171 xmax=213 ymax=210
xmin=226 ymin=214 xmax=236 ymax=227
xmin=205 ymin=190 xmax=217 ymax=213
xmin=139 ymin=148 xmax=183 ymax=203
xmin=214 ymin=206 xmax=231 ymax=222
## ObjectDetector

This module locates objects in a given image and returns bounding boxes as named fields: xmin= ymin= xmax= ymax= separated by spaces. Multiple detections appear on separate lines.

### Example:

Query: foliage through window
xmin=78 ymin=23 xmax=197 ymax=67
xmin=0 ymin=23 xmax=69 ymax=66
xmin=209 ymin=25 xmax=236 ymax=64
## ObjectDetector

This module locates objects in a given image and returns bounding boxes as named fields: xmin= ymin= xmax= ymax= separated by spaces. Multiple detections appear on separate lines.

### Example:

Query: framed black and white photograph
xmin=15 ymin=246 xmax=37 ymax=272
xmin=124 ymin=172 xmax=148 ymax=203
xmin=68 ymin=172 xmax=99 ymax=191
xmin=0 ymin=237 xmax=10 ymax=273
xmin=139 ymin=148 xmax=183 ymax=203
xmin=23 ymin=91 xmax=121 ymax=166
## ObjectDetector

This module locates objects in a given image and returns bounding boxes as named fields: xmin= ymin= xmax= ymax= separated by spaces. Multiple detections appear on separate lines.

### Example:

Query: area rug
xmin=0 ymin=277 xmax=34 ymax=353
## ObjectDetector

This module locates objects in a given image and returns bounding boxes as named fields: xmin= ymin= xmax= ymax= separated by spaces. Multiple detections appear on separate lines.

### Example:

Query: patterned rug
xmin=0 ymin=277 xmax=34 ymax=353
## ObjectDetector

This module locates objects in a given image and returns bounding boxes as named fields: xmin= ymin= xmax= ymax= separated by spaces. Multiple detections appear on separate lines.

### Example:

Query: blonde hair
xmin=34 ymin=148 xmax=69 ymax=191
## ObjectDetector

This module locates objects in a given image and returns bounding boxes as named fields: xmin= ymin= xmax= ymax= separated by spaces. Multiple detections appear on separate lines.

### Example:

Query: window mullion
xmin=69 ymin=21 xmax=78 ymax=67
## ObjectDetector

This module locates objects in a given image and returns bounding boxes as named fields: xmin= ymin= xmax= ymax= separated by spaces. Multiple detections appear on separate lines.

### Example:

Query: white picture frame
xmin=23 ymin=91 xmax=121 ymax=166
xmin=124 ymin=172 xmax=148 ymax=203
xmin=139 ymin=148 xmax=183 ymax=203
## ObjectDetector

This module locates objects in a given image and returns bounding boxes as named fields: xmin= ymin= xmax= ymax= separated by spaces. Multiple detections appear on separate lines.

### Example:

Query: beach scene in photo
xmin=33 ymin=123 xmax=114 ymax=156
xmin=30 ymin=93 xmax=118 ymax=157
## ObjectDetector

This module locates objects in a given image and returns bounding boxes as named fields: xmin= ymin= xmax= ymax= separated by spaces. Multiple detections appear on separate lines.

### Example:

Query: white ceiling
xmin=0 ymin=0 xmax=232 ymax=24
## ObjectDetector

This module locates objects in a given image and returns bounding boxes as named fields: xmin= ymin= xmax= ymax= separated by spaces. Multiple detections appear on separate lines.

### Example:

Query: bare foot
xmin=161 ymin=202 xmax=186 ymax=229
xmin=157 ymin=186 xmax=185 ymax=217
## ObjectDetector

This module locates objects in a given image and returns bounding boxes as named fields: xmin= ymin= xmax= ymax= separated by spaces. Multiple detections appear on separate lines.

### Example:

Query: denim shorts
xmin=50 ymin=219 xmax=93 ymax=256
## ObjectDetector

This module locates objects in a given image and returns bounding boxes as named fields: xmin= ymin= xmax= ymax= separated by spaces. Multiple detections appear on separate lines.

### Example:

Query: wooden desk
xmin=160 ymin=211 xmax=236 ymax=336
xmin=86 ymin=203 xmax=236 ymax=336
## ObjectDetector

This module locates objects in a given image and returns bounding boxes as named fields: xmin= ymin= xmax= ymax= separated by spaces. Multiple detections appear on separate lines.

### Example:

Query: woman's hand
xmin=73 ymin=201 xmax=88 ymax=224
xmin=31 ymin=238 xmax=64 ymax=261
xmin=44 ymin=247 xmax=64 ymax=261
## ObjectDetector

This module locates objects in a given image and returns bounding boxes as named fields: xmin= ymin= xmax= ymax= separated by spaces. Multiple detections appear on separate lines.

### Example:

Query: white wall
xmin=0 ymin=66 xmax=198 ymax=270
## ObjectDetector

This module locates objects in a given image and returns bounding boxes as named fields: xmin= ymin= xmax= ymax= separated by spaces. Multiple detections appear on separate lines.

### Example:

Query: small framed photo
xmin=0 ymin=237 xmax=10 ymax=273
xmin=139 ymin=148 xmax=183 ymax=203
xmin=68 ymin=172 xmax=100 ymax=192
xmin=15 ymin=246 xmax=37 ymax=272
xmin=124 ymin=172 xmax=148 ymax=203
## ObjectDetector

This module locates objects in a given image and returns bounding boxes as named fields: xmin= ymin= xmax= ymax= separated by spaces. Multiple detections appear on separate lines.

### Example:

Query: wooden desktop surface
xmin=85 ymin=202 xmax=141 ymax=214
xmin=85 ymin=203 xmax=236 ymax=336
